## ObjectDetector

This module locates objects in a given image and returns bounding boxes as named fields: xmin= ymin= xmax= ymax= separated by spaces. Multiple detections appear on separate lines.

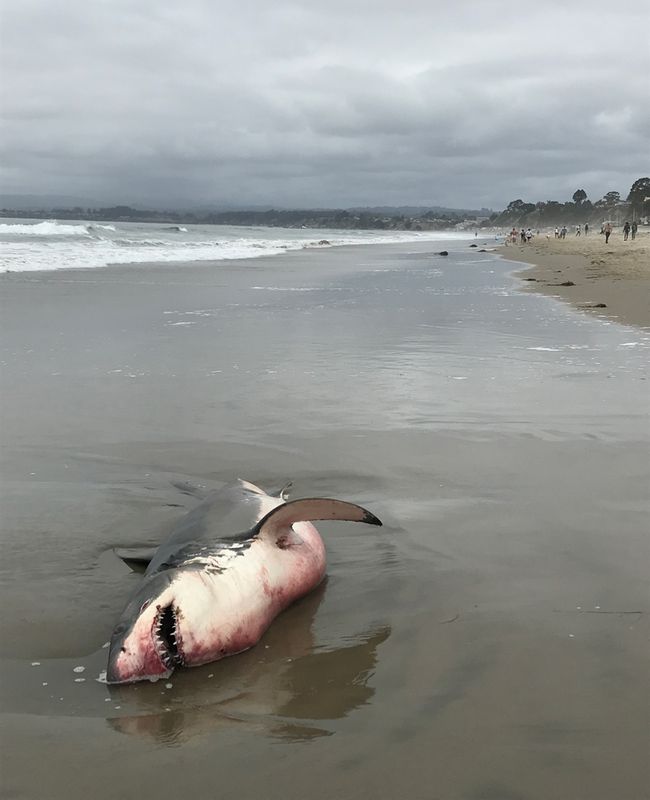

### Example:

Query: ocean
xmin=0 ymin=217 xmax=474 ymax=272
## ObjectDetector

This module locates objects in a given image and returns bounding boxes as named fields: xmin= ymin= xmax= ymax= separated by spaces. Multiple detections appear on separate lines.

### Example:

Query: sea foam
xmin=0 ymin=220 xmax=90 ymax=237
xmin=0 ymin=219 xmax=472 ymax=273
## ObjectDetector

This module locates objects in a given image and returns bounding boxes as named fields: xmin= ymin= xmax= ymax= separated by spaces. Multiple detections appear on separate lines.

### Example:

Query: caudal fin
xmin=254 ymin=498 xmax=382 ymax=542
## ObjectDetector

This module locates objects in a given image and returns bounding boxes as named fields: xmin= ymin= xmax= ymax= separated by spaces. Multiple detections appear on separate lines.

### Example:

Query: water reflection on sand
xmin=106 ymin=585 xmax=390 ymax=744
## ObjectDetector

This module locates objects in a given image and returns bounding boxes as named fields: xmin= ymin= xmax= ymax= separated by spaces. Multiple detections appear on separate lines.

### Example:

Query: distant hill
xmin=348 ymin=205 xmax=492 ymax=217
xmin=0 ymin=195 xmax=490 ymax=218
xmin=0 ymin=202 xmax=482 ymax=232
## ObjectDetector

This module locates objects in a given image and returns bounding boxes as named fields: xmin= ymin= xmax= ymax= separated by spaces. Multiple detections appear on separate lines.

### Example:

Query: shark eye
xmin=140 ymin=599 xmax=152 ymax=613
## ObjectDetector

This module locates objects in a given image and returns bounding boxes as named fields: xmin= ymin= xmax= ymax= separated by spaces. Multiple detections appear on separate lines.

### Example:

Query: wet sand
xmin=497 ymin=230 xmax=650 ymax=330
xmin=1 ymin=242 xmax=649 ymax=799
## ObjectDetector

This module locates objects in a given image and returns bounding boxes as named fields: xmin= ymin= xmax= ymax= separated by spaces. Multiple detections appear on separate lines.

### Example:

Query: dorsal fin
xmin=236 ymin=478 xmax=267 ymax=495
xmin=253 ymin=498 xmax=381 ymax=542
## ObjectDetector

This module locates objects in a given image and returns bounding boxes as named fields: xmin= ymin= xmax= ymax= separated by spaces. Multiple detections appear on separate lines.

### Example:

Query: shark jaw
xmin=106 ymin=573 xmax=187 ymax=685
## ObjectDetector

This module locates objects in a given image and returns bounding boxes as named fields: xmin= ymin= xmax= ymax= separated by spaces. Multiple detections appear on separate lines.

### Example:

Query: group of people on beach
xmin=503 ymin=220 xmax=641 ymax=247
xmin=506 ymin=227 xmax=534 ymax=244
xmin=622 ymin=220 xmax=638 ymax=241
xmin=599 ymin=221 xmax=637 ymax=243
xmin=511 ymin=221 xmax=640 ymax=245
xmin=553 ymin=224 xmax=590 ymax=238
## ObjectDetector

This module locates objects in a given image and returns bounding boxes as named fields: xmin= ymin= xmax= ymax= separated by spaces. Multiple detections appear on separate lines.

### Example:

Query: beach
xmin=498 ymin=230 xmax=650 ymax=330
xmin=1 ymin=240 xmax=649 ymax=800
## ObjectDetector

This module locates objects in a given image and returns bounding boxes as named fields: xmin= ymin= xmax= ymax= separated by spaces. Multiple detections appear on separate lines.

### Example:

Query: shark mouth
xmin=154 ymin=605 xmax=184 ymax=670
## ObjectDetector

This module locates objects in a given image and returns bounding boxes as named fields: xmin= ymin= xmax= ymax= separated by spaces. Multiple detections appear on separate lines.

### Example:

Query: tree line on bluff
xmin=0 ymin=205 xmax=479 ymax=230
xmin=491 ymin=177 xmax=649 ymax=227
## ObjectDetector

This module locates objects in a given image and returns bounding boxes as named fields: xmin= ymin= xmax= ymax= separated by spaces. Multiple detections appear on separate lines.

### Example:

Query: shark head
xmin=106 ymin=571 xmax=185 ymax=684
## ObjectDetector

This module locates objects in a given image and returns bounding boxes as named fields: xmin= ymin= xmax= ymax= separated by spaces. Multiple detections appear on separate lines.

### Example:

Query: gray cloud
xmin=1 ymin=0 xmax=648 ymax=209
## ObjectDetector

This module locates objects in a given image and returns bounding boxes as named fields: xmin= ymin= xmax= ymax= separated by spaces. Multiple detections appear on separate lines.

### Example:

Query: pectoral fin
xmin=114 ymin=547 xmax=157 ymax=572
xmin=254 ymin=498 xmax=382 ymax=543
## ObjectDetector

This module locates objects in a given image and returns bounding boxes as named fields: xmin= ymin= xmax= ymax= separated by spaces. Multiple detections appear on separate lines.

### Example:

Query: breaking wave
xmin=0 ymin=220 xmax=90 ymax=237
xmin=0 ymin=218 xmax=474 ymax=272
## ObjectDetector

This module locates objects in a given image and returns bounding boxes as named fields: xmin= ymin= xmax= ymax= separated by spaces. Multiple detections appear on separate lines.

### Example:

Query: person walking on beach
xmin=631 ymin=221 xmax=638 ymax=240
xmin=604 ymin=222 xmax=612 ymax=244
xmin=554 ymin=227 xmax=559 ymax=238
xmin=575 ymin=225 xmax=581 ymax=236
xmin=585 ymin=223 xmax=589 ymax=235
xmin=623 ymin=221 xmax=631 ymax=241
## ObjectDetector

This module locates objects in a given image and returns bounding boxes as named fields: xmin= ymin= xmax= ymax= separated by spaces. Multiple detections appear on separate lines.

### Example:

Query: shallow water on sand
xmin=1 ymin=241 xmax=648 ymax=799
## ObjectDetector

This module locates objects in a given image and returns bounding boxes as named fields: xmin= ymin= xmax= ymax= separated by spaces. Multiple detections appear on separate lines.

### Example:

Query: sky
xmin=1 ymin=0 xmax=649 ymax=210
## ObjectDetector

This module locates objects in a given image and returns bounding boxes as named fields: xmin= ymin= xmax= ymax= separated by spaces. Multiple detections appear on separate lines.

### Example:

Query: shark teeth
xmin=154 ymin=605 xmax=184 ymax=668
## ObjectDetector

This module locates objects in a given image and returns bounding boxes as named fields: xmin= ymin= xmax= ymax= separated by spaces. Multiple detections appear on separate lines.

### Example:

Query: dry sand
xmin=497 ymin=230 xmax=650 ymax=330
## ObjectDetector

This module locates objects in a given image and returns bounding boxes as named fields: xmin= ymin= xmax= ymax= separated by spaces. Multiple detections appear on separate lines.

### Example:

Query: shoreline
xmin=496 ymin=231 xmax=650 ymax=330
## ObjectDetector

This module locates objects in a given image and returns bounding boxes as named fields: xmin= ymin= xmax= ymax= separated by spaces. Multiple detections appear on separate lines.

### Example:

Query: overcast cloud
xmin=1 ymin=0 xmax=648 ymax=209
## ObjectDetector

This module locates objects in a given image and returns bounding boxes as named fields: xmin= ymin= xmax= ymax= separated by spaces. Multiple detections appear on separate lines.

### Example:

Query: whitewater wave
xmin=0 ymin=219 xmax=473 ymax=272
xmin=0 ymin=220 xmax=90 ymax=237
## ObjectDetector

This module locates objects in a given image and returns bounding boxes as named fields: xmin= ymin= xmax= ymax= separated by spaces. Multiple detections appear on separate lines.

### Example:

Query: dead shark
xmin=106 ymin=479 xmax=381 ymax=684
